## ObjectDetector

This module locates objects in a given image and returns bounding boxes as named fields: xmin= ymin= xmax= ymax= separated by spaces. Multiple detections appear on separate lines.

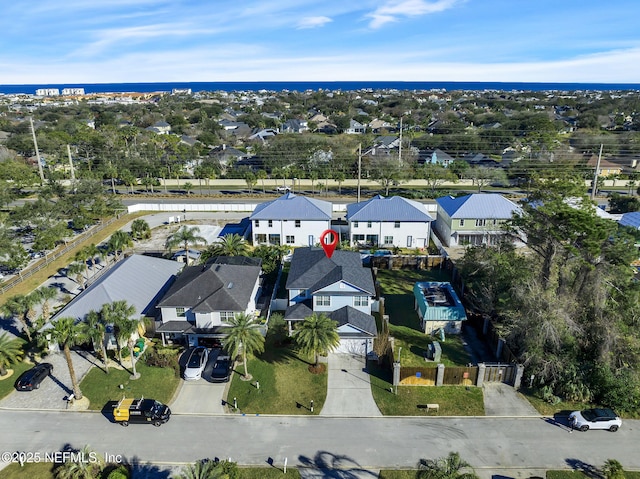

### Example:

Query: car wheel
xmin=120 ymin=421 xmax=129 ymax=427
xmin=579 ymin=425 xmax=589 ymax=432
xmin=35 ymin=382 xmax=40 ymax=389
xmin=609 ymin=425 xmax=619 ymax=432
xmin=153 ymin=420 xmax=162 ymax=427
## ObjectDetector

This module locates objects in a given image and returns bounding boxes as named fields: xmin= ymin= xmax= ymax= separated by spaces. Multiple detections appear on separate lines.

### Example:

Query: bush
xmin=144 ymin=346 xmax=181 ymax=377
xmin=106 ymin=465 xmax=130 ymax=479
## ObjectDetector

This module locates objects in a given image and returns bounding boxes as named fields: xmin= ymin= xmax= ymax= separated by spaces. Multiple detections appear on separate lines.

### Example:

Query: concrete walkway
xmin=320 ymin=354 xmax=381 ymax=417
xmin=483 ymin=382 xmax=540 ymax=417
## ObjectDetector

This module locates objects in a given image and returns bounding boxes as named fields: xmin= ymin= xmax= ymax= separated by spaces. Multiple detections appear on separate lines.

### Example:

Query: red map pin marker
xmin=320 ymin=229 xmax=339 ymax=258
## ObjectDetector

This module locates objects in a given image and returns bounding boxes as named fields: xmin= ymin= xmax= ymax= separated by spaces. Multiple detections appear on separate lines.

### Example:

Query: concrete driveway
xmin=170 ymin=348 xmax=230 ymax=414
xmin=483 ymin=382 xmax=540 ymax=416
xmin=320 ymin=354 xmax=381 ymax=417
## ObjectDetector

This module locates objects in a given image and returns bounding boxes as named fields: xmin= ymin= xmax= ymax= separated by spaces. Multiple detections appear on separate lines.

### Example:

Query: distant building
xmin=35 ymin=88 xmax=60 ymax=96
xmin=62 ymin=88 xmax=85 ymax=96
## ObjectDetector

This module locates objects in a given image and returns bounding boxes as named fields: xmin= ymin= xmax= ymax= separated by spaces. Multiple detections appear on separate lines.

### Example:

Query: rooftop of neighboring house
xmin=346 ymin=195 xmax=434 ymax=223
xmin=436 ymin=193 xmax=520 ymax=219
xmin=249 ymin=193 xmax=332 ymax=221
xmin=286 ymin=247 xmax=375 ymax=296
xmin=158 ymin=256 xmax=261 ymax=313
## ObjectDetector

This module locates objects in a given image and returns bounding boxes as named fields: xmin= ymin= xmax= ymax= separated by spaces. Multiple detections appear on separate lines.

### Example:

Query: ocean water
xmin=1 ymin=81 xmax=640 ymax=95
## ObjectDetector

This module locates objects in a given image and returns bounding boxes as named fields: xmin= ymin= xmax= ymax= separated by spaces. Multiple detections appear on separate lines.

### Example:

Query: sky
xmin=2 ymin=0 xmax=640 ymax=84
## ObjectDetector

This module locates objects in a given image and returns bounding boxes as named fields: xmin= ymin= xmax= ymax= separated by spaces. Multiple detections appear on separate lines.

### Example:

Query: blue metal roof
xmin=347 ymin=195 xmax=434 ymax=222
xmin=249 ymin=193 xmax=332 ymax=220
xmin=436 ymin=193 xmax=520 ymax=219
xmin=619 ymin=211 xmax=640 ymax=229
xmin=413 ymin=282 xmax=467 ymax=322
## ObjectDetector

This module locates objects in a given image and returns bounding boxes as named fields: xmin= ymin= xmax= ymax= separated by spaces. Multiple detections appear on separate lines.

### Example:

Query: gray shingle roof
xmin=329 ymin=306 xmax=377 ymax=336
xmin=347 ymin=195 xmax=434 ymax=222
xmin=286 ymin=248 xmax=375 ymax=295
xmin=49 ymin=255 xmax=184 ymax=325
xmin=249 ymin=193 xmax=332 ymax=221
xmin=436 ymin=193 xmax=520 ymax=219
xmin=158 ymin=258 xmax=261 ymax=313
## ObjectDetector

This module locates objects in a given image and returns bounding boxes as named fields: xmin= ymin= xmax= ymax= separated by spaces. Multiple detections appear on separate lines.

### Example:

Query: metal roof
xmin=347 ymin=195 xmax=434 ymax=222
xmin=48 ymin=255 xmax=184 ymax=326
xmin=249 ymin=193 xmax=332 ymax=221
xmin=619 ymin=211 xmax=640 ymax=229
xmin=436 ymin=193 xmax=520 ymax=219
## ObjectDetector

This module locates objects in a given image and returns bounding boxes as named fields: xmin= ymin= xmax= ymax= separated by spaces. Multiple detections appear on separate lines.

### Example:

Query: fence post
xmin=513 ymin=364 xmax=524 ymax=388
xmin=476 ymin=363 xmax=486 ymax=388
xmin=436 ymin=363 xmax=445 ymax=387
xmin=392 ymin=360 xmax=401 ymax=389
xmin=496 ymin=338 xmax=505 ymax=361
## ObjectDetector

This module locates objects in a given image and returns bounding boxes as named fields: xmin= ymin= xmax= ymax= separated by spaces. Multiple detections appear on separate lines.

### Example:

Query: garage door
xmin=334 ymin=338 xmax=368 ymax=356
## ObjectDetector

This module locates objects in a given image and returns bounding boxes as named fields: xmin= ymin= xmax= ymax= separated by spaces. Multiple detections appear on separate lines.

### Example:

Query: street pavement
xmin=320 ymin=354 xmax=381 ymax=417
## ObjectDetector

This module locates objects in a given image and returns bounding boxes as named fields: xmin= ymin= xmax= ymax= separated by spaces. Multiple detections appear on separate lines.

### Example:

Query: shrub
xmin=106 ymin=465 xmax=130 ymax=479
xmin=144 ymin=346 xmax=181 ymax=377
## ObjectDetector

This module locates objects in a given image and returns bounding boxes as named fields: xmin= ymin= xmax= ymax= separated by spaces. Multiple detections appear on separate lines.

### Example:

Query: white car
xmin=183 ymin=347 xmax=209 ymax=381
xmin=569 ymin=408 xmax=622 ymax=432
xmin=276 ymin=185 xmax=291 ymax=193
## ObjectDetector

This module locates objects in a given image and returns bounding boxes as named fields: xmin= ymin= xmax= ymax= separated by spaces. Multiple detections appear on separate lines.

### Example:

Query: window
xmin=295 ymin=220 xmax=301 ymax=228
xmin=459 ymin=219 xmax=465 ymax=227
xmin=254 ymin=220 xmax=260 ymax=227
xmin=176 ymin=307 xmax=186 ymax=318
xmin=255 ymin=234 xmax=267 ymax=243
xmin=353 ymin=234 xmax=365 ymax=243
xmin=493 ymin=219 xmax=498 ymax=226
xmin=354 ymin=296 xmax=369 ymax=307
xmin=384 ymin=236 xmax=393 ymax=244
xmin=286 ymin=235 xmax=295 ymax=244
xmin=219 ymin=311 xmax=235 ymax=322
xmin=316 ymin=295 xmax=330 ymax=306
xmin=268 ymin=220 xmax=273 ymax=228
xmin=394 ymin=221 xmax=400 ymax=228
xmin=367 ymin=221 xmax=372 ymax=228
xmin=353 ymin=221 xmax=359 ymax=228
xmin=475 ymin=219 xmax=486 ymax=227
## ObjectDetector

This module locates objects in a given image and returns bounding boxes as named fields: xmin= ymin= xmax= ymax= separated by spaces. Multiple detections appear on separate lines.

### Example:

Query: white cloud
xmin=367 ymin=0 xmax=460 ymax=29
xmin=297 ymin=16 xmax=333 ymax=29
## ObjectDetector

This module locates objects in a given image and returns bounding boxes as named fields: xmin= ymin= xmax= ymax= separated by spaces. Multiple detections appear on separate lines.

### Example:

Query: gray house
xmin=284 ymin=248 xmax=377 ymax=356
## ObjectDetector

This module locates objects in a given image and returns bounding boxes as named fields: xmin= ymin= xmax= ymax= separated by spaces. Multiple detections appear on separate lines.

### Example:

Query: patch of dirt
xmin=308 ymin=363 xmax=326 ymax=374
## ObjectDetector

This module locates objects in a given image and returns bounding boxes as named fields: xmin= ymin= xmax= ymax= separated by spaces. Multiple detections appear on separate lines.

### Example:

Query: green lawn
xmin=369 ymin=363 xmax=484 ymax=416
xmin=0 ymin=361 xmax=32 ymax=400
xmin=226 ymin=341 xmax=327 ymax=415
xmin=79 ymin=361 xmax=180 ymax=410
xmin=378 ymin=471 xmax=417 ymax=479
xmin=547 ymin=470 xmax=640 ymax=479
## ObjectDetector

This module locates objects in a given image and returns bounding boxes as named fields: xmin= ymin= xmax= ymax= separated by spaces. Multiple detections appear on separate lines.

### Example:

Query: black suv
xmin=15 ymin=363 xmax=53 ymax=391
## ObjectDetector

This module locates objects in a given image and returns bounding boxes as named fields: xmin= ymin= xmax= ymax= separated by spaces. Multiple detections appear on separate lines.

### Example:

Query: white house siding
xmin=252 ymin=219 xmax=330 ymax=247
xmin=350 ymin=221 xmax=431 ymax=248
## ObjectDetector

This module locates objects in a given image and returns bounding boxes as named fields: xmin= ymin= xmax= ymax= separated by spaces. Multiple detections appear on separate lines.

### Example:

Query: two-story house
xmin=284 ymin=248 xmax=377 ymax=356
xmin=346 ymin=195 xmax=434 ymax=249
xmin=156 ymin=256 xmax=262 ymax=347
xmin=434 ymin=193 xmax=520 ymax=247
xmin=249 ymin=193 xmax=332 ymax=247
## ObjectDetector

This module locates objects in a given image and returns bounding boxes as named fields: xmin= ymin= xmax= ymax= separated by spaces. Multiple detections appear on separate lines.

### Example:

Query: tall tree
xmin=107 ymin=230 xmax=133 ymax=261
xmin=201 ymin=234 xmax=248 ymax=261
xmin=48 ymin=317 xmax=86 ymax=400
xmin=104 ymin=300 xmax=138 ymax=371
xmin=34 ymin=286 xmax=58 ymax=322
xmin=293 ymin=312 xmax=340 ymax=368
xmin=2 ymin=294 xmax=37 ymax=342
xmin=165 ymin=226 xmax=207 ymax=266
xmin=222 ymin=312 xmax=265 ymax=380
xmin=83 ymin=310 xmax=110 ymax=373
xmin=0 ymin=332 xmax=24 ymax=377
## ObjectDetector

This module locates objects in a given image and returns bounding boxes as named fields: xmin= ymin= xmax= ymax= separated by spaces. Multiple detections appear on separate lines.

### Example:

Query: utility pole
xmin=591 ymin=143 xmax=603 ymax=200
xmin=398 ymin=117 xmax=403 ymax=164
xmin=67 ymin=144 xmax=75 ymax=181
xmin=357 ymin=143 xmax=362 ymax=203
xmin=30 ymin=116 xmax=45 ymax=184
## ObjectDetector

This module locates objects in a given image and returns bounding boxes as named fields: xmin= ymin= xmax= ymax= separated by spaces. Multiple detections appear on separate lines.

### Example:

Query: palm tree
xmin=130 ymin=219 xmax=151 ymax=241
xmin=222 ymin=312 xmax=265 ymax=380
xmin=84 ymin=243 xmax=101 ymax=276
xmin=108 ymin=300 xmax=141 ymax=377
xmin=74 ymin=247 xmax=92 ymax=283
xmin=34 ymin=286 xmax=58 ymax=322
xmin=0 ymin=332 xmax=24 ymax=377
xmin=83 ymin=310 xmax=109 ymax=373
xmin=165 ymin=226 xmax=207 ymax=266
xmin=108 ymin=230 xmax=133 ymax=261
xmin=54 ymin=445 xmax=103 ymax=479
xmin=66 ymin=262 xmax=87 ymax=289
xmin=207 ymin=234 xmax=249 ymax=258
xmin=293 ymin=312 xmax=340 ymax=368
xmin=176 ymin=459 xmax=217 ymax=479
xmin=417 ymin=452 xmax=479 ymax=479
xmin=48 ymin=317 xmax=86 ymax=400
xmin=2 ymin=294 xmax=37 ymax=342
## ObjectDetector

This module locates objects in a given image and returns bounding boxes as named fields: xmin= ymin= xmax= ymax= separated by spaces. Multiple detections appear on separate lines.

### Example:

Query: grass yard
xmin=226 ymin=341 xmax=327 ymax=415
xmin=0 ymin=462 xmax=55 ymax=479
xmin=368 ymin=363 xmax=484 ymax=416
xmin=0 ymin=360 xmax=32 ymax=400
xmin=547 ymin=470 xmax=640 ymax=479
xmin=378 ymin=471 xmax=418 ymax=479
xmin=80 ymin=361 xmax=180 ymax=410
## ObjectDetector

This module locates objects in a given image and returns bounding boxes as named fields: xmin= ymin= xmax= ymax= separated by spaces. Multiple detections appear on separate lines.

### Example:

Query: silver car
xmin=569 ymin=408 xmax=622 ymax=432
xmin=183 ymin=347 xmax=209 ymax=381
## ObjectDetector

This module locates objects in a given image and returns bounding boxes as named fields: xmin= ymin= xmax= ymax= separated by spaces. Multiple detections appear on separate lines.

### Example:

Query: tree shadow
xmin=125 ymin=455 xmax=174 ymax=479
xmin=298 ymin=451 xmax=378 ymax=478
xmin=257 ymin=342 xmax=306 ymax=365
xmin=0 ymin=315 xmax=23 ymax=338
xmin=565 ymin=458 xmax=603 ymax=479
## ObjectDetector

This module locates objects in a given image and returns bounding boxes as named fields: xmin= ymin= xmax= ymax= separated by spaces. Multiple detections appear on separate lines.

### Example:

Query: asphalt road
xmin=0 ymin=411 xmax=637 ymax=471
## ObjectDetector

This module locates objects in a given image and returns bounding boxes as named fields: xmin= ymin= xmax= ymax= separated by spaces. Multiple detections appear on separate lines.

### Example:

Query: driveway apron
xmin=320 ymin=353 xmax=381 ymax=417
xmin=483 ymin=382 xmax=540 ymax=416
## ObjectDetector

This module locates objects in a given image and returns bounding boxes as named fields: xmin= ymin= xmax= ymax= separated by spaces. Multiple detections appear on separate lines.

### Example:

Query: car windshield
xmin=151 ymin=401 xmax=164 ymax=415
xmin=187 ymin=350 xmax=204 ymax=367
xmin=581 ymin=409 xmax=597 ymax=421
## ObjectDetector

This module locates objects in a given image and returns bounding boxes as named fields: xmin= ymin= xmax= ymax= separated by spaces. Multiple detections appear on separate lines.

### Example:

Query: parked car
xmin=276 ymin=185 xmax=291 ymax=193
xmin=15 ymin=363 xmax=53 ymax=391
xmin=183 ymin=346 xmax=209 ymax=381
xmin=569 ymin=408 xmax=622 ymax=432
xmin=210 ymin=355 xmax=232 ymax=382
xmin=113 ymin=397 xmax=171 ymax=427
